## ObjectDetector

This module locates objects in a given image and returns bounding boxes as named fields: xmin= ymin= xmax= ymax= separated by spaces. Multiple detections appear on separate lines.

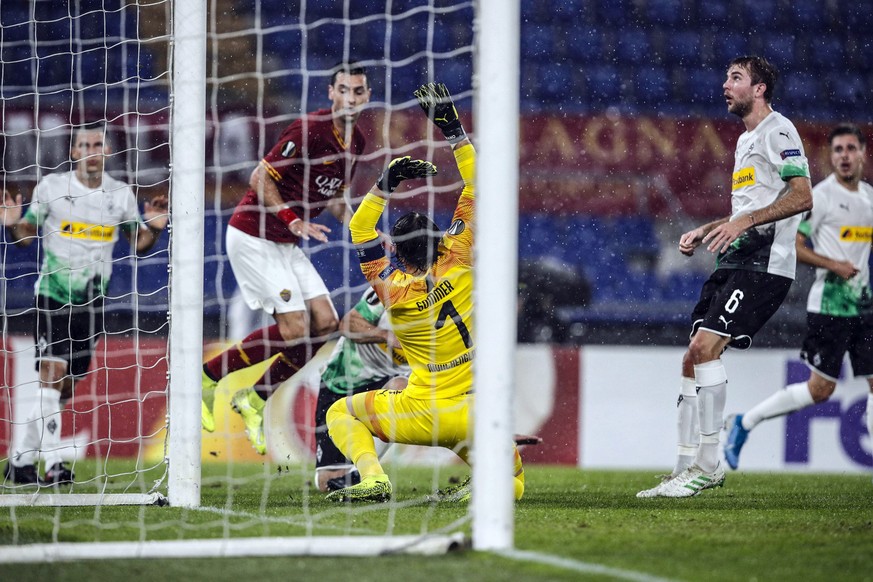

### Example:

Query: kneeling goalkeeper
xmin=325 ymin=83 xmax=525 ymax=502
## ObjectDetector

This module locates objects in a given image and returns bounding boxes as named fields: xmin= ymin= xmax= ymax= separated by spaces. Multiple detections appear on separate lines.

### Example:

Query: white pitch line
xmin=497 ymin=549 xmax=678 ymax=582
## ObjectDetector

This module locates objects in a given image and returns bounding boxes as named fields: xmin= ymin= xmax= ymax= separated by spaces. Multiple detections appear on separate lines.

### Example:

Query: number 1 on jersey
xmin=435 ymin=300 xmax=472 ymax=349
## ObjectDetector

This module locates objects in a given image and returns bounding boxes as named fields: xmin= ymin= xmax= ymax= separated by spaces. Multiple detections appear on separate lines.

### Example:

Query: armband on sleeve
xmin=277 ymin=207 xmax=299 ymax=226
xmin=355 ymin=239 xmax=385 ymax=263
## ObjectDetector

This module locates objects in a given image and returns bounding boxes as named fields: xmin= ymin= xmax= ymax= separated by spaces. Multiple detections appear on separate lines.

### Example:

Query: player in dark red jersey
xmin=200 ymin=62 xmax=372 ymax=454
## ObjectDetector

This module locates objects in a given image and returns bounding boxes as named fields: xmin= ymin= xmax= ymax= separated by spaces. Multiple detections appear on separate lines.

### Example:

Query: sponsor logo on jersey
xmin=59 ymin=221 xmax=116 ymax=241
xmin=416 ymin=279 xmax=454 ymax=311
xmin=731 ymin=167 xmax=756 ymax=190
xmin=378 ymin=265 xmax=396 ymax=280
xmin=447 ymin=219 xmax=465 ymax=235
xmin=279 ymin=289 xmax=292 ymax=302
xmin=840 ymin=226 xmax=873 ymax=242
xmin=780 ymin=149 xmax=801 ymax=159
xmin=281 ymin=141 xmax=296 ymax=157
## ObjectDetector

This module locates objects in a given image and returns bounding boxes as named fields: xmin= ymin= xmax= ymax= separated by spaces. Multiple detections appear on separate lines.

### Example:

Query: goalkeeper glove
xmin=376 ymin=156 xmax=438 ymax=193
xmin=414 ymin=82 xmax=467 ymax=144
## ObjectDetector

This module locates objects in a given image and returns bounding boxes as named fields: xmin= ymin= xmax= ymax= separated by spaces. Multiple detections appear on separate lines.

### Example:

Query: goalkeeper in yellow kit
xmin=325 ymin=83 xmax=525 ymax=503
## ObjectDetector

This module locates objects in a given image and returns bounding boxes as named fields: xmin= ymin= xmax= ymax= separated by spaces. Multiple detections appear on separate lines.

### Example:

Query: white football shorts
xmin=225 ymin=225 xmax=330 ymax=315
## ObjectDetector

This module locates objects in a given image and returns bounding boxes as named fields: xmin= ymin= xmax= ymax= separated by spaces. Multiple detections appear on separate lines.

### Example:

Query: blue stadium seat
xmin=645 ymin=0 xmax=686 ymax=27
xmin=634 ymin=66 xmax=671 ymax=107
xmin=521 ymin=24 xmax=557 ymax=61
xmin=349 ymin=19 xmax=386 ymax=60
xmin=697 ymin=0 xmax=731 ymax=24
xmin=839 ymin=3 xmax=873 ymax=29
xmin=740 ymin=0 xmax=776 ymax=23
xmin=614 ymin=28 xmax=651 ymax=66
xmin=263 ymin=27 xmax=303 ymax=66
xmin=1 ymin=46 xmax=33 ymax=96
xmin=685 ymin=67 xmax=723 ymax=107
xmin=585 ymin=65 xmax=622 ymax=106
xmin=662 ymin=30 xmax=701 ymax=67
xmin=790 ymin=0 xmax=831 ymax=31
xmin=808 ymin=35 xmax=845 ymax=71
xmin=711 ymin=32 xmax=749 ymax=67
xmin=434 ymin=57 xmax=472 ymax=94
xmin=536 ymin=62 xmax=573 ymax=102
xmin=780 ymin=72 xmax=819 ymax=111
xmin=553 ymin=0 xmax=586 ymax=19
xmin=764 ymin=34 xmax=795 ymax=71
xmin=565 ymin=25 xmax=604 ymax=64
xmin=826 ymin=72 xmax=866 ymax=115
xmin=596 ymin=0 xmax=638 ymax=26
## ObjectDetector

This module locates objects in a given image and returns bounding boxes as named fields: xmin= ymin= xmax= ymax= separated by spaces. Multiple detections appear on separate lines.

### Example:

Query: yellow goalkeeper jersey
xmin=350 ymin=143 xmax=475 ymax=400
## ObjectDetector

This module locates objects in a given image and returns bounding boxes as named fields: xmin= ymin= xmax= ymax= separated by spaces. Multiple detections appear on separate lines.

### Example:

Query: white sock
xmin=694 ymin=360 xmax=727 ymax=473
xmin=35 ymin=387 xmax=63 ymax=470
xmin=742 ymin=382 xmax=814 ymax=431
xmin=675 ymin=377 xmax=699 ymax=474
xmin=12 ymin=387 xmax=57 ymax=467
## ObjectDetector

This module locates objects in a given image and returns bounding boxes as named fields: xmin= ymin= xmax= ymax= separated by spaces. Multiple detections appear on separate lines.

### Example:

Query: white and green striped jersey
xmin=320 ymin=288 xmax=410 ymax=395
xmin=24 ymin=171 xmax=142 ymax=305
xmin=718 ymin=111 xmax=810 ymax=279
xmin=799 ymin=173 xmax=873 ymax=317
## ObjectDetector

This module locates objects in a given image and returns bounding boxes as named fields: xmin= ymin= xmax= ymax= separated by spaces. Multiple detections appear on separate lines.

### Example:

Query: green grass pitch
xmin=1 ymin=462 xmax=871 ymax=581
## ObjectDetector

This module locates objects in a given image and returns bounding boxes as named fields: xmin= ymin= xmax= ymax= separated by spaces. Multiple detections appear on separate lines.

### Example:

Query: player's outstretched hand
xmin=414 ymin=83 xmax=467 ymax=144
xmin=377 ymin=156 xmax=437 ymax=193
xmin=0 ymin=190 xmax=23 ymax=227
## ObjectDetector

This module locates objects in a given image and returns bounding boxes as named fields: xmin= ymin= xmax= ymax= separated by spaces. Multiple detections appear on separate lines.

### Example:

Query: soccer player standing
xmin=1 ymin=123 xmax=168 ymax=486
xmin=200 ymin=63 xmax=371 ymax=454
xmin=723 ymin=123 xmax=873 ymax=470
xmin=324 ymin=83 xmax=525 ymax=502
xmin=638 ymin=56 xmax=813 ymax=498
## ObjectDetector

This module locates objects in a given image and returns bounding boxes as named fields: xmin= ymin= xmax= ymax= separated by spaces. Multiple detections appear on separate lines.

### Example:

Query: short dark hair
xmin=391 ymin=212 xmax=442 ymax=272
xmin=729 ymin=56 xmax=778 ymax=102
xmin=828 ymin=123 xmax=866 ymax=148
xmin=330 ymin=62 xmax=367 ymax=86
xmin=73 ymin=121 xmax=108 ymax=143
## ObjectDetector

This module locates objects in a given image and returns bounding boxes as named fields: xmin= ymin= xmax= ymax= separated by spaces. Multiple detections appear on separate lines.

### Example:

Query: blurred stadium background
xmin=2 ymin=0 xmax=872 ymax=347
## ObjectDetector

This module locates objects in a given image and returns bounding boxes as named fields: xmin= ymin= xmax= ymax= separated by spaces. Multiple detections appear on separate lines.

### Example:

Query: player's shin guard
xmin=694 ymin=360 xmax=727 ymax=473
xmin=326 ymin=398 xmax=384 ymax=479
xmin=676 ymin=376 xmax=699 ymax=474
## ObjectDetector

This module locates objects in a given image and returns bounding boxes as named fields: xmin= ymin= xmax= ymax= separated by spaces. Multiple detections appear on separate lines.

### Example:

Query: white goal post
xmin=0 ymin=0 xmax=522 ymax=560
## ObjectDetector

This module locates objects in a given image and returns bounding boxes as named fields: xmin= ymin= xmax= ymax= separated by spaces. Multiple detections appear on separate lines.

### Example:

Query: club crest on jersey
xmin=780 ymin=149 xmax=801 ymax=159
xmin=447 ymin=219 xmax=465 ymax=235
xmin=281 ymin=141 xmax=296 ymax=157
xmin=279 ymin=289 xmax=292 ymax=302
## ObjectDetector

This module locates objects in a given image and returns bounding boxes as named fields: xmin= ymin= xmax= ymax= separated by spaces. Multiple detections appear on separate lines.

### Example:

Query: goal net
xmin=1 ymin=0 xmax=519 ymax=560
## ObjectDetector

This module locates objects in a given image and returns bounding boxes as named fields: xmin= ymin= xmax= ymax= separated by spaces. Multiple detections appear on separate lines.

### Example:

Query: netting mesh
xmin=0 ymin=0 xmax=480 ymax=552
xmin=0 ymin=1 xmax=171 ymax=502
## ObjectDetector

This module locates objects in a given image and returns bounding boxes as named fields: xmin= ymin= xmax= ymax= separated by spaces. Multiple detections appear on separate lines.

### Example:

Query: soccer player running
xmin=1 ymin=123 xmax=168 ymax=486
xmin=637 ymin=56 xmax=813 ymax=498
xmin=324 ymin=83 xmax=525 ymax=502
xmin=314 ymin=287 xmax=409 ymax=492
xmin=200 ymin=63 xmax=371 ymax=454
xmin=723 ymin=123 xmax=873 ymax=471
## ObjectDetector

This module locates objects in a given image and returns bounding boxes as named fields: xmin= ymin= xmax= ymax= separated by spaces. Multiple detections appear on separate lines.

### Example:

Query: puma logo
xmin=779 ymin=131 xmax=791 ymax=140
xmin=718 ymin=315 xmax=733 ymax=328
